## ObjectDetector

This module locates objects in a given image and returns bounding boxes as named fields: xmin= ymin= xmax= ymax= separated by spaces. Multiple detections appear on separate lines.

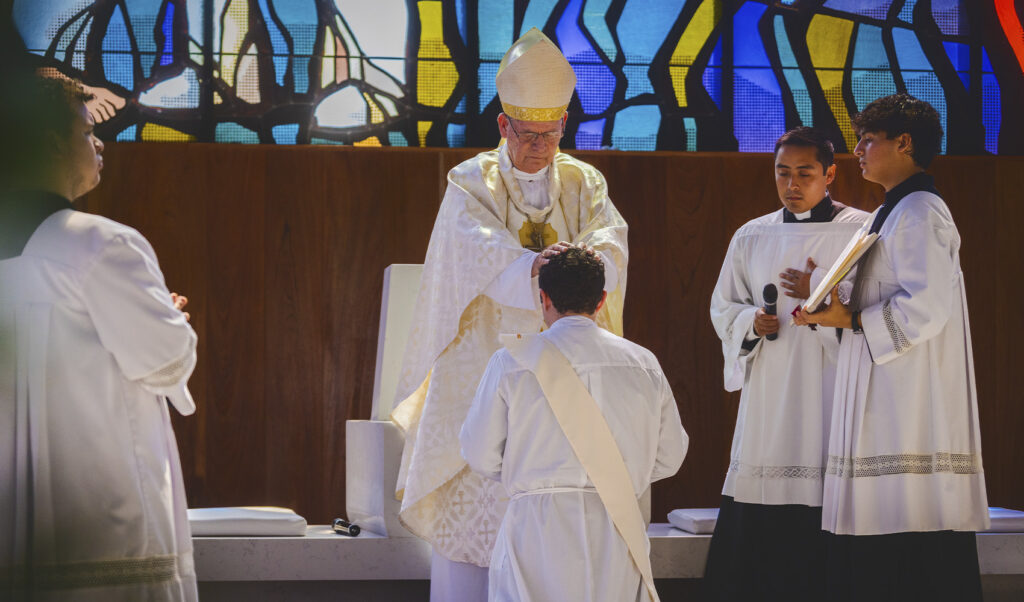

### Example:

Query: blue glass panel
xmin=898 ymin=0 xmax=918 ymax=23
xmin=623 ymin=65 xmax=653 ymax=98
xmin=125 ymin=0 xmax=158 ymax=77
xmin=479 ymin=0 xmax=514 ymax=60
xmin=456 ymin=0 xmax=468 ymax=43
xmin=583 ymin=0 xmax=617 ymax=61
xmin=611 ymin=105 xmax=660 ymax=151
xmin=478 ymin=62 xmax=500 ymax=111
xmin=982 ymin=47 xmax=994 ymax=72
xmin=520 ymin=0 xmax=558 ymax=36
xmin=851 ymin=24 xmax=897 ymax=111
xmin=775 ymin=16 xmax=811 ymax=126
xmin=159 ymin=3 xmax=174 ymax=66
xmin=982 ymin=72 xmax=1000 ymax=154
xmin=684 ymin=117 xmax=697 ymax=151
xmin=943 ymin=41 xmax=969 ymax=89
xmin=456 ymin=96 xmax=467 ymax=113
xmin=576 ymin=117 xmax=606 ymax=150
xmin=931 ymin=0 xmax=963 ymax=36
xmin=311 ymin=136 xmax=345 ymax=145
xmin=116 ymin=125 xmax=137 ymax=142
xmin=258 ymin=0 xmax=289 ymax=86
xmin=388 ymin=131 xmax=409 ymax=146
xmin=272 ymin=123 xmax=300 ymax=144
xmin=617 ymin=0 xmax=685 ymax=63
xmin=558 ymin=0 xmax=615 ymax=114
xmin=734 ymin=68 xmax=784 ymax=152
xmin=272 ymin=0 xmax=319 ymax=93
xmin=215 ymin=122 xmax=261 ymax=143
xmin=703 ymin=37 xmax=723 ymax=107
xmin=891 ymin=28 xmax=929 ymax=70
xmin=852 ymin=24 xmax=888 ymax=69
xmin=822 ymin=0 xmax=892 ymax=20
xmin=709 ymin=35 xmax=722 ymax=68
xmin=734 ymin=2 xmax=770 ymax=68
xmin=447 ymin=123 xmax=466 ymax=146
xmin=102 ymin=5 xmax=135 ymax=90
xmin=892 ymin=30 xmax=946 ymax=152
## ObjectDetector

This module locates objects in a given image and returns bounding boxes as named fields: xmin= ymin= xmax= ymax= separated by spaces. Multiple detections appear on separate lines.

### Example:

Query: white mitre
xmin=496 ymin=28 xmax=577 ymax=122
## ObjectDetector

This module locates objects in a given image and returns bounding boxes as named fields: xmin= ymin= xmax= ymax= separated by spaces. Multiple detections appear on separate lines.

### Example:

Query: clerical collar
xmin=869 ymin=172 xmax=939 ymax=234
xmin=782 ymin=195 xmax=843 ymax=223
xmin=0 ymin=190 xmax=74 ymax=260
xmin=511 ymin=164 xmax=549 ymax=182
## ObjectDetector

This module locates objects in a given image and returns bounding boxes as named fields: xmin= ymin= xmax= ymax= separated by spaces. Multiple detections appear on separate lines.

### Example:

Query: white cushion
xmin=667 ymin=508 xmax=719 ymax=534
xmin=188 ymin=506 xmax=307 ymax=536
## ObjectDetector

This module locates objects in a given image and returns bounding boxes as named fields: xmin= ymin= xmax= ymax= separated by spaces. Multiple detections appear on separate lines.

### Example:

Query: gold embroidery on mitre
xmin=500 ymin=102 xmax=569 ymax=123
xmin=518 ymin=221 xmax=557 ymax=252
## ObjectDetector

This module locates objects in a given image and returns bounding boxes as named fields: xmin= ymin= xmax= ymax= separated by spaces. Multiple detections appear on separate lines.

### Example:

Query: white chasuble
xmin=0 ymin=209 xmax=198 ymax=601
xmin=823 ymin=192 xmax=989 ymax=535
xmin=392 ymin=144 xmax=628 ymax=566
xmin=460 ymin=317 xmax=687 ymax=602
xmin=710 ymin=207 xmax=868 ymax=507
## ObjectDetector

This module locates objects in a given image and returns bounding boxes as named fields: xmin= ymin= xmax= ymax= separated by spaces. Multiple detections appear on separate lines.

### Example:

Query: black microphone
xmin=763 ymin=284 xmax=778 ymax=341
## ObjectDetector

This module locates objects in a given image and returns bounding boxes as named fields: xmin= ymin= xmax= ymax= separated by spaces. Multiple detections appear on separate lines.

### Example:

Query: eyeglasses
xmin=506 ymin=117 xmax=564 ymax=145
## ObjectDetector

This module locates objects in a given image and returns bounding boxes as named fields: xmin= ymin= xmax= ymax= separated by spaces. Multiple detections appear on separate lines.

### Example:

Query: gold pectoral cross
xmin=519 ymin=221 xmax=557 ymax=252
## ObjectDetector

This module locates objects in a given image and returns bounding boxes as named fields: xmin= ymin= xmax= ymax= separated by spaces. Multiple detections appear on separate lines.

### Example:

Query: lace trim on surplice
xmin=827 ymin=452 xmax=981 ymax=478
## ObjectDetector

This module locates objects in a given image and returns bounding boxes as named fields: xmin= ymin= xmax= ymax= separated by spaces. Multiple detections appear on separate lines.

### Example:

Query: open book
xmin=803 ymin=228 xmax=879 ymax=313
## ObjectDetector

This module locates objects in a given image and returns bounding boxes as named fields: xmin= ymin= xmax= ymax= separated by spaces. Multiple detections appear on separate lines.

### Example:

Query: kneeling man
xmin=460 ymin=246 xmax=687 ymax=602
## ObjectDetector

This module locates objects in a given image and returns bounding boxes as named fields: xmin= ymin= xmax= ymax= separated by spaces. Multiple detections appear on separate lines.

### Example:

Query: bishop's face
xmin=65 ymin=103 xmax=104 ymax=199
xmin=498 ymin=113 xmax=565 ymax=174
xmin=774 ymin=144 xmax=835 ymax=215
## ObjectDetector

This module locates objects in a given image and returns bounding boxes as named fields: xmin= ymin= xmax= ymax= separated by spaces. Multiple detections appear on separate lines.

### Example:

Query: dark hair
xmin=0 ymin=74 xmax=93 ymax=184
xmin=538 ymin=247 xmax=605 ymax=315
xmin=774 ymin=127 xmax=835 ymax=174
xmin=851 ymin=93 xmax=943 ymax=168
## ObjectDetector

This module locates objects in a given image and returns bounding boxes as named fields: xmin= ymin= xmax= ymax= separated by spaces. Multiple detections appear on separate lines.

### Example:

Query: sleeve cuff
xmin=860 ymin=301 xmax=899 ymax=364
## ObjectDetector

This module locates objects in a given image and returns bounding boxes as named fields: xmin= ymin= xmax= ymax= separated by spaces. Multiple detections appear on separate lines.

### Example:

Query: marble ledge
xmin=193 ymin=524 xmax=1024 ymax=582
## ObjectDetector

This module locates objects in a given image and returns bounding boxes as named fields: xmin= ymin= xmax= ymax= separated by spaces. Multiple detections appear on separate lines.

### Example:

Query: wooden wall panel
xmin=80 ymin=144 xmax=1024 ymax=525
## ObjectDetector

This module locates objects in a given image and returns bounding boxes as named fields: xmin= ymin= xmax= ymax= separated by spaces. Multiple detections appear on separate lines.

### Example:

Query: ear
xmin=594 ymin=290 xmax=607 ymax=314
xmin=824 ymin=163 xmax=837 ymax=187
xmin=896 ymin=132 xmax=914 ymax=156
xmin=539 ymin=289 xmax=552 ymax=311
xmin=497 ymin=113 xmax=510 ymax=138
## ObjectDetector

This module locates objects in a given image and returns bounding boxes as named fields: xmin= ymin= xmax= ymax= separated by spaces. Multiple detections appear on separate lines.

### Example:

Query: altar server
xmin=797 ymin=94 xmax=988 ymax=601
xmin=706 ymin=128 xmax=869 ymax=601
xmin=0 ymin=75 xmax=198 ymax=601
xmin=391 ymin=28 xmax=628 ymax=601
xmin=461 ymin=246 xmax=686 ymax=602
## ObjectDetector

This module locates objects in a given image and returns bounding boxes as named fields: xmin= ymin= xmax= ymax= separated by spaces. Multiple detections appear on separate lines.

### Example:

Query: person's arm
xmin=459 ymin=351 xmax=510 ymax=481
xmin=80 ymin=230 xmax=197 ymax=414
xmin=651 ymin=371 xmax=688 ymax=483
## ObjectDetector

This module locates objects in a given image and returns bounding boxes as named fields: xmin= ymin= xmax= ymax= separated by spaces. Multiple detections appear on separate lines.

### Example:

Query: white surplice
xmin=0 ymin=209 xmax=198 ymax=601
xmin=391 ymin=143 xmax=628 ymax=572
xmin=710 ymin=207 xmax=869 ymax=507
xmin=823 ymin=192 xmax=989 ymax=535
xmin=460 ymin=316 xmax=687 ymax=602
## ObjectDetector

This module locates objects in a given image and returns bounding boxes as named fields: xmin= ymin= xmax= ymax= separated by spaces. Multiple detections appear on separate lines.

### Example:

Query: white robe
xmin=823 ymin=192 xmax=989 ymax=535
xmin=0 ymin=209 xmax=198 ymax=600
xmin=710 ymin=207 xmax=869 ymax=507
xmin=392 ymin=143 xmax=628 ymax=568
xmin=460 ymin=316 xmax=687 ymax=602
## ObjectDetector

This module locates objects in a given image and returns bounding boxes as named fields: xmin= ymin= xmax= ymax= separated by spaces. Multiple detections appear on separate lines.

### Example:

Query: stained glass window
xmin=12 ymin=0 xmax=1023 ymax=153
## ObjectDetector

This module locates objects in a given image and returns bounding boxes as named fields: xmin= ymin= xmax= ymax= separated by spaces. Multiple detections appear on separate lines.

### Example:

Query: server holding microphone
xmin=705 ymin=128 xmax=870 ymax=601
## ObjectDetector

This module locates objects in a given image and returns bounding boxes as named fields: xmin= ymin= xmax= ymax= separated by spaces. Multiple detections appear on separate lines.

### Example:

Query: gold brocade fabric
xmin=500 ymin=102 xmax=569 ymax=122
xmin=518 ymin=221 xmax=558 ymax=252
xmin=391 ymin=143 xmax=628 ymax=566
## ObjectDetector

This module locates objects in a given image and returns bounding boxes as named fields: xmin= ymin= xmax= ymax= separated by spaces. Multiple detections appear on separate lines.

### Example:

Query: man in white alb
xmin=391 ymin=28 xmax=628 ymax=601
xmin=0 ymin=74 xmax=198 ymax=600
xmin=461 ymin=246 xmax=687 ymax=602
xmin=706 ymin=127 xmax=869 ymax=601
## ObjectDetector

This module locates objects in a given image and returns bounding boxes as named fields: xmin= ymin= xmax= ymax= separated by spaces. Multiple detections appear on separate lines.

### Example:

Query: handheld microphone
xmin=763 ymin=284 xmax=778 ymax=341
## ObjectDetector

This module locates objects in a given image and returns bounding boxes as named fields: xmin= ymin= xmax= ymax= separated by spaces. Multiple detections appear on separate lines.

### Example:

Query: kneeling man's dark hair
xmin=538 ymin=247 xmax=605 ymax=315
xmin=851 ymin=93 xmax=943 ymax=168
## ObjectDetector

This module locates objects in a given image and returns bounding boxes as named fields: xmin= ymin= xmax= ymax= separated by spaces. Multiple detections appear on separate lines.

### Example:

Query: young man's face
xmin=498 ymin=113 xmax=565 ymax=174
xmin=65 ymin=102 xmax=104 ymax=199
xmin=774 ymin=144 xmax=835 ymax=215
xmin=852 ymin=130 xmax=911 ymax=190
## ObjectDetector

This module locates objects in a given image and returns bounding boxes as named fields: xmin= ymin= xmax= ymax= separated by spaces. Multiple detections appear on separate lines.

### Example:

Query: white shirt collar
xmin=793 ymin=209 xmax=812 ymax=220
xmin=511 ymin=164 xmax=549 ymax=182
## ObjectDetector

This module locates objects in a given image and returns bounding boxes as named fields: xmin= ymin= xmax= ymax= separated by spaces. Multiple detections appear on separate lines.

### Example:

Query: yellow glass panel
xmin=322 ymin=27 xmax=335 ymax=88
xmin=220 ymin=0 xmax=248 ymax=87
xmin=213 ymin=91 xmax=223 ymax=105
xmin=418 ymin=121 xmax=431 ymax=146
xmin=806 ymin=15 xmax=856 ymax=149
xmin=417 ymin=1 xmax=458 ymax=108
xmin=354 ymin=136 xmax=382 ymax=147
xmin=141 ymin=123 xmax=196 ymax=142
xmin=363 ymin=93 xmax=385 ymax=124
xmin=668 ymin=0 xmax=721 ymax=107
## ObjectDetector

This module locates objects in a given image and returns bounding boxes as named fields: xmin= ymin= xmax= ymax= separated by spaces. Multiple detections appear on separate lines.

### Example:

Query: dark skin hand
xmin=780 ymin=257 xmax=816 ymax=299
xmin=753 ymin=308 xmax=779 ymax=337
xmin=794 ymin=286 xmax=856 ymax=329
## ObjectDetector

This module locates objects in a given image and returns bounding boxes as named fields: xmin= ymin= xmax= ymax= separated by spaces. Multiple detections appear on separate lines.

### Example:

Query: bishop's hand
xmin=531 ymin=241 xmax=572 ymax=277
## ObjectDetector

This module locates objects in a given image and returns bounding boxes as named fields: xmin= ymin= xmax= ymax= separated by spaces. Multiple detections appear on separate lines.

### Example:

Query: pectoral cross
xmin=519 ymin=220 xmax=557 ymax=252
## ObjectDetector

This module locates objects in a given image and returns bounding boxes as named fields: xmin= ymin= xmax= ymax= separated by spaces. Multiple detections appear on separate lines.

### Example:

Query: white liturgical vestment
xmin=710 ymin=206 xmax=868 ymax=507
xmin=460 ymin=316 xmax=687 ymax=602
xmin=0 ymin=208 xmax=198 ymax=601
xmin=392 ymin=144 xmax=628 ymax=567
xmin=823 ymin=192 xmax=989 ymax=535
